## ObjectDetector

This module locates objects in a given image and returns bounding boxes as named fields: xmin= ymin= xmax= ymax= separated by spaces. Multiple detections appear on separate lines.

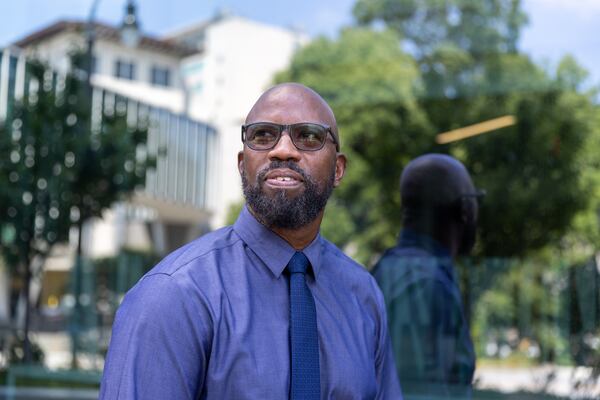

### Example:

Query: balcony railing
xmin=0 ymin=47 xmax=216 ymax=212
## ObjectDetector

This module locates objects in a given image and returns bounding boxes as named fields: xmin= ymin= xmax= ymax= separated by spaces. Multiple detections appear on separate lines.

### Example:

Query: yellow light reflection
xmin=47 ymin=295 xmax=59 ymax=308
xmin=436 ymin=115 xmax=517 ymax=144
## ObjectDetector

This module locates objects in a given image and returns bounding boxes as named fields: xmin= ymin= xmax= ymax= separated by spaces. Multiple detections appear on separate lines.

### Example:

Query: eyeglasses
xmin=241 ymin=122 xmax=339 ymax=151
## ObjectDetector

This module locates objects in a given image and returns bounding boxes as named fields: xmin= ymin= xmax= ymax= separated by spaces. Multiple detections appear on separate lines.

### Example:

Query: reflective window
xmin=114 ymin=59 xmax=135 ymax=80
xmin=150 ymin=65 xmax=170 ymax=87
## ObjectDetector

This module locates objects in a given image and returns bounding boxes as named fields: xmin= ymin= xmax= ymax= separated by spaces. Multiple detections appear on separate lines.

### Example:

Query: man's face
xmin=238 ymin=86 xmax=346 ymax=229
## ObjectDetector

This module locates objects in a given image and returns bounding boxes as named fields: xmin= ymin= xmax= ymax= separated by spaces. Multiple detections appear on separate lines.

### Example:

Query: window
xmin=151 ymin=66 xmax=170 ymax=87
xmin=114 ymin=60 xmax=135 ymax=80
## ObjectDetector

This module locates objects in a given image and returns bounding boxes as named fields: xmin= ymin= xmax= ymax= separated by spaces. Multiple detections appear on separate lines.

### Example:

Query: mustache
xmin=257 ymin=161 xmax=310 ymax=183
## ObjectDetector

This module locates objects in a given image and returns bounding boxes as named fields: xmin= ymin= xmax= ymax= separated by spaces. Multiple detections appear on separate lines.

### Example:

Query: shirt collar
xmin=233 ymin=206 xmax=323 ymax=279
xmin=397 ymin=228 xmax=456 ymax=282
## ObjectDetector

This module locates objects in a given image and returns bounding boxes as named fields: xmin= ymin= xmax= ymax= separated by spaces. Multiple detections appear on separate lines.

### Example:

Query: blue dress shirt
xmin=372 ymin=229 xmax=475 ymax=399
xmin=100 ymin=206 xmax=402 ymax=399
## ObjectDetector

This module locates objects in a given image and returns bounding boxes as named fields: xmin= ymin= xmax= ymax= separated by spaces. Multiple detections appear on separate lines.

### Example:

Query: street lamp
xmin=71 ymin=0 xmax=142 ymax=370
xmin=85 ymin=0 xmax=102 ymax=95
xmin=85 ymin=0 xmax=140 ymax=84
xmin=68 ymin=0 xmax=102 ymax=369
xmin=120 ymin=0 xmax=141 ymax=48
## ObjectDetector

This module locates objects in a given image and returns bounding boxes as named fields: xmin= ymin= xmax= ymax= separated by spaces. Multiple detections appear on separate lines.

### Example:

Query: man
xmin=373 ymin=154 xmax=482 ymax=399
xmin=100 ymin=83 xmax=402 ymax=399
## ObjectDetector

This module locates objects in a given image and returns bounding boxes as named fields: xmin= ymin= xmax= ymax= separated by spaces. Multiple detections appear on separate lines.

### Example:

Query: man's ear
xmin=334 ymin=153 xmax=347 ymax=188
xmin=237 ymin=151 xmax=244 ymax=176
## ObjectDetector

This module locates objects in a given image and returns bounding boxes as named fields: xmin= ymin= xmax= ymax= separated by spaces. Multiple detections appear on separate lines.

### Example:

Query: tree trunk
xmin=70 ymin=221 xmax=84 ymax=369
xmin=22 ymin=259 xmax=33 ymax=363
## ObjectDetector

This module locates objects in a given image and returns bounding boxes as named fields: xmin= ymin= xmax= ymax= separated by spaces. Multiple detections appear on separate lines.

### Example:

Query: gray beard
xmin=241 ymin=160 xmax=335 ymax=230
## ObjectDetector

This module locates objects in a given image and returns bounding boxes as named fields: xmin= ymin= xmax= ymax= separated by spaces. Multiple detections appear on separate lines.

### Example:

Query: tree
xmin=0 ymin=55 xmax=152 ymax=362
xmin=553 ymin=58 xmax=600 ymax=261
xmin=354 ymin=0 xmax=528 ymax=98
xmin=277 ymin=28 xmax=435 ymax=264
xmin=354 ymin=0 xmax=527 ymax=55
xmin=350 ymin=0 xmax=595 ymax=258
xmin=346 ymin=0 xmax=600 ymax=366
xmin=280 ymin=29 xmax=596 ymax=263
xmin=448 ymin=57 xmax=593 ymax=257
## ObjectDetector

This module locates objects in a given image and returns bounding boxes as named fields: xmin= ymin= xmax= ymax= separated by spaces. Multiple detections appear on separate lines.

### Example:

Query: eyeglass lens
xmin=245 ymin=123 xmax=327 ymax=151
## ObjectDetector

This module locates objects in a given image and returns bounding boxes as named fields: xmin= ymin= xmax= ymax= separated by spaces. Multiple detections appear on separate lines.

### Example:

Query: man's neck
xmin=249 ymin=207 xmax=323 ymax=250
xmin=271 ymin=219 xmax=321 ymax=250
xmin=403 ymin=224 xmax=457 ymax=258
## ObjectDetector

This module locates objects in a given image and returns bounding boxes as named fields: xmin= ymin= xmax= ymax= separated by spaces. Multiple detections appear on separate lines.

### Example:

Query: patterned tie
xmin=288 ymin=251 xmax=320 ymax=400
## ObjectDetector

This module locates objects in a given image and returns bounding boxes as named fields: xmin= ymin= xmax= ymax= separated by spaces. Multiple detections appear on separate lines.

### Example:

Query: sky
xmin=1 ymin=0 xmax=599 ymax=87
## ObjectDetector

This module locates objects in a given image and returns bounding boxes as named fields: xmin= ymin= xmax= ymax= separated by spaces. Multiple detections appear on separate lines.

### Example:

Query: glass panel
xmin=114 ymin=59 xmax=135 ymax=80
xmin=151 ymin=66 xmax=170 ymax=86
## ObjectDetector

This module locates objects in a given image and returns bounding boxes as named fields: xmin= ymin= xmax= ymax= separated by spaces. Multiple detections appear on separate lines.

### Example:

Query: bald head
xmin=400 ymin=154 xmax=479 ymax=256
xmin=245 ymin=83 xmax=340 ymax=150
xmin=400 ymin=154 xmax=475 ymax=211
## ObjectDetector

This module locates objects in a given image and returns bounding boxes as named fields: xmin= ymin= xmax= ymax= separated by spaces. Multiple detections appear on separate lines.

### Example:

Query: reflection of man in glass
xmin=373 ymin=154 xmax=483 ymax=399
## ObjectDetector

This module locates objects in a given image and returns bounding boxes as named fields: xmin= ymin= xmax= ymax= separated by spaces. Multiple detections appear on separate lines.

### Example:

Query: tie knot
xmin=288 ymin=252 xmax=309 ymax=275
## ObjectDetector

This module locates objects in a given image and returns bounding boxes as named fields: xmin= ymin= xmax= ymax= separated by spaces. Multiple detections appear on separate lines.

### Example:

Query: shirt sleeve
xmin=99 ymin=273 xmax=213 ymax=399
xmin=373 ymin=281 xmax=404 ymax=400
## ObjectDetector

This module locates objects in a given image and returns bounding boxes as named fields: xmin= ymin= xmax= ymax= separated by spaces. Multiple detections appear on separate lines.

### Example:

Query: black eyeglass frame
xmin=241 ymin=122 xmax=339 ymax=152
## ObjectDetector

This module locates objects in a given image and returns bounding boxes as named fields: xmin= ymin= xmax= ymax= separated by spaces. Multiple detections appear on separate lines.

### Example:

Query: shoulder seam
xmin=146 ymin=235 xmax=244 ymax=278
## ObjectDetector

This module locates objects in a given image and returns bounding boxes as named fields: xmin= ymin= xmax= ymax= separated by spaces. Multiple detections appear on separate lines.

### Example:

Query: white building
xmin=0 ymin=8 xmax=306 ymax=318
xmin=7 ymin=9 xmax=307 ymax=256
xmin=167 ymin=13 xmax=306 ymax=227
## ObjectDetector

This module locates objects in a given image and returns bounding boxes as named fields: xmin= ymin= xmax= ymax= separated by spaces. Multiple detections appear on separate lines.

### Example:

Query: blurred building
xmin=3 ymin=9 xmax=306 ymax=249
xmin=0 ymin=8 xmax=306 ymax=314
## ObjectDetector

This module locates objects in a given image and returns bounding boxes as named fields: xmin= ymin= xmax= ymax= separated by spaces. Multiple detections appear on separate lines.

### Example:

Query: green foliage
xmin=9 ymin=335 xmax=45 ymax=364
xmin=0 ymin=57 xmax=151 ymax=271
xmin=354 ymin=0 xmax=528 ymax=54
xmin=278 ymin=28 xmax=435 ymax=263
xmin=225 ymin=200 xmax=244 ymax=226
xmin=93 ymin=248 xmax=160 ymax=297
xmin=0 ymin=55 xmax=153 ymax=359
xmin=556 ymin=55 xmax=590 ymax=92
xmin=276 ymin=0 xmax=600 ymax=370
xmin=450 ymin=72 xmax=592 ymax=257
xmin=354 ymin=0 xmax=529 ymax=98
xmin=351 ymin=0 xmax=596 ymax=258
xmin=467 ymin=255 xmax=600 ymax=367
xmin=557 ymin=95 xmax=600 ymax=263
xmin=279 ymin=31 xmax=595 ymax=261
xmin=0 ymin=61 xmax=81 ymax=269
xmin=319 ymin=197 xmax=356 ymax=251
xmin=224 ymin=197 xmax=356 ymax=255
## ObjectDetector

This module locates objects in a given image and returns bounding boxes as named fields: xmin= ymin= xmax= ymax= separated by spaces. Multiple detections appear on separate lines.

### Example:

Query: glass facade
xmin=0 ymin=1 xmax=598 ymax=398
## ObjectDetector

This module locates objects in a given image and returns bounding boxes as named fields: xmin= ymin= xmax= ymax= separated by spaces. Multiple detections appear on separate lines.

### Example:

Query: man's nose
xmin=268 ymin=131 xmax=301 ymax=161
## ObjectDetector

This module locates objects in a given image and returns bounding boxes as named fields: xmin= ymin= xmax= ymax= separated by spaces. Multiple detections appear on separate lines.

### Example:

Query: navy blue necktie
xmin=288 ymin=252 xmax=320 ymax=400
